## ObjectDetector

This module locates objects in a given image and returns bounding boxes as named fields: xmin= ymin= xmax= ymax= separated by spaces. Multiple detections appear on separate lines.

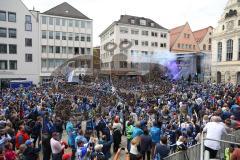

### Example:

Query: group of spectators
xmin=0 ymin=73 xmax=240 ymax=160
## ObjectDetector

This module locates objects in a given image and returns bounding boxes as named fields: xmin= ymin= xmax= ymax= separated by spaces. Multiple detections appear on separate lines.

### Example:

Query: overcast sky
xmin=22 ymin=0 xmax=228 ymax=46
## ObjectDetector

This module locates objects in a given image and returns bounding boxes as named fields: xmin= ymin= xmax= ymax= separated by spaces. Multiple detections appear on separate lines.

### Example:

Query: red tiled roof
xmin=193 ymin=26 xmax=212 ymax=43
xmin=170 ymin=24 xmax=185 ymax=48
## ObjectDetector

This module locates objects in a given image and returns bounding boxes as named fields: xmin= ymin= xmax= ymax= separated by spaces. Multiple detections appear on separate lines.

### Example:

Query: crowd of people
xmin=0 ymin=72 xmax=240 ymax=160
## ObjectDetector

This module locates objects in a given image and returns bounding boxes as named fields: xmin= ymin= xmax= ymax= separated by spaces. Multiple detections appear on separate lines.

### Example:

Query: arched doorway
xmin=225 ymin=71 xmax=231 ymax=82
xmin=217 ymin=71 xmax=221 ymax=83
xmin=237 ymin=72 xmax=240 ymax=84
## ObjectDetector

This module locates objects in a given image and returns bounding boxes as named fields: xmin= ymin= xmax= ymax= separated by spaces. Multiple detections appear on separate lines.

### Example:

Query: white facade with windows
xmin=100 ymin=15 xmax=169 ymax=73
xmin=39 ymin=2 xmax=93 ymax=82
xmin=0 ymin=0 xmax=40 ymax=85
xmin=212 ymin=0 xmax=240 ymax=84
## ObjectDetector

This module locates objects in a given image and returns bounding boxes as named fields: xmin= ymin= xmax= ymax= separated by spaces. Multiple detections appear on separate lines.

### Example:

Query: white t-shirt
xmin=203 ymin=122 xmax=227 ymax=150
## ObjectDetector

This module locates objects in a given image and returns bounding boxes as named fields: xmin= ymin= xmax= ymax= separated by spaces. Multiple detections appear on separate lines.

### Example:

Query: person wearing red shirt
xmin=4 ymin=142 xmax=16 ymax=160
xmin=15 ymin=125 xmax=30 ymax=149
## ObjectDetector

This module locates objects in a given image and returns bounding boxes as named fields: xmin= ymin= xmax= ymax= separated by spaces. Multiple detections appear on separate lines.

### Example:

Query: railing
xmin=164 ymin=130 xmax=240 ymax=160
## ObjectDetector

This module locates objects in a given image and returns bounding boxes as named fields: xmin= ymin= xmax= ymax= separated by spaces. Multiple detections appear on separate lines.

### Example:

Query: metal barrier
xmin=164 ymin=130 xmax=240 ymax=160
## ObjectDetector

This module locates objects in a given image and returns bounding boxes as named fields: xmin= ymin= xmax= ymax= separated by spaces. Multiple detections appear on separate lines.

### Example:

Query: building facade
xmin=39 ymin=2 xmax=93 ymax=83
xmin=99 ymin=15 xmax=169 ymax=75
xmin=0 ymin=0 xmax=40 ymax=86
xmin=212 ymin=0 xmax=240 ymax=84
xmin=193 ymin=26 xmax=213 ymax=81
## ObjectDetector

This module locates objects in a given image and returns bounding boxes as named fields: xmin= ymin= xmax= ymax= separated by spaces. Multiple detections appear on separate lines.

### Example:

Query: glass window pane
xmin=42 ymin=31 xmax=47 ymax=39
xmin=75 ymin=20 xmax=79 ymax=27
xmin=62 ymin=19 xmax=65 ymax=26
xmin=42 ymin=16 xmax=47 ymax=24
xmin=0 ymin=11 xmax=6 ymax=21
xmin=25 ymin=54 xmax=32 ymax=62
xmin=9 ymin=60 xmax=17 ymax=70
xmin=62 ymin=32 xmax=66 ymax=40
xmin=55 ymin=32 xmax=60 ymax=40
xmin=49 ymin=31 xmax=53 ymax=39
xmin=25 ymin=38 xmax=32 ymax=47
xmin=0 ymin=60 xmax=7 ymax=70
xmin=8 ymin=12 xmax=16 ymax=22
xmin=49 ymin=17 xmax=53 ymax=25
xmin=9 ymin=44 xmax=17 ymax=54
xmin=56 ymin=18 xmax=60 ymax=25
xmin=42 ymin=45 xmax=47 ymax=53
xmin=0 ymin=44 xmax=7 ymax=54
xmin=68 ymin=33 xmax=73 ymax=40
xmin=81 ymin=21 xmax=85 ymax=28
xmin=68 ymin=20 xmax=73 ymax=27
xmin=0 ymin=28 xmax=7 ymax=37
xmin=25 ymin=15 xmax=31 ymax=23
xmin=8 ymin=28 xmax=16 ymax=38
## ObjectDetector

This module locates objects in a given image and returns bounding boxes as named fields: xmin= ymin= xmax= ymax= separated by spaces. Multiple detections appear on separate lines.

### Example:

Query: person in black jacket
xmin=140 ymin=128 xmax=152 ymax=160
xmin=31 ymin=116 xmax=42 ymax=147
xmin=23 ymin=139 xmax=41 ymax=160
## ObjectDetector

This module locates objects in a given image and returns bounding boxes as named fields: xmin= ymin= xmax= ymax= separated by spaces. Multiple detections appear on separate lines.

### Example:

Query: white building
xmin=212 ymin=0 xmax=240 ymax=84
xmin=99 ymin=15 xmax=169 ymax=75
xmin=39 ymin=2 xmax=93 ymax=83
xmin=0 ymin=0 xmax=40 ymax=85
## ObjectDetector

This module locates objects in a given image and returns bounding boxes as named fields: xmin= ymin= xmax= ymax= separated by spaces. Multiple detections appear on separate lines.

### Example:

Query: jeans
xmin=141 ymin=151 xmax=151 ymax=160
xmin=127 ymin=139 xmax=131 ymax=153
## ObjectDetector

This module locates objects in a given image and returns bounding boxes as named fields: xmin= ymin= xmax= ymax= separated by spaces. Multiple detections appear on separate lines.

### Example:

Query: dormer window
xmin=140 ymin=19 xmax=146 ymax=26
xmin=130 ymin=19 xmax=135 ymax=24
xmin=151 ymin=23 xmax=154 ymax=27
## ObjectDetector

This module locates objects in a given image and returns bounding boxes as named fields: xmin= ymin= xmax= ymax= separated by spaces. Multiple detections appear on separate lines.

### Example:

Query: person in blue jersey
xmin=131 ymin=121 xmax=143 ymax=139
xmin=150 ymin=122 xmax=161 ymax=157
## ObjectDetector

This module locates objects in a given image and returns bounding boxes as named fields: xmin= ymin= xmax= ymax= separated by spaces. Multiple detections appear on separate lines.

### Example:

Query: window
xmin=0 ymin=11 xmax=6 ymax=21
xmin=226 ymin=39 xmax=233 ymax=61
xmin=62 ymin=32 xmax=66 ymax=40
xmin=203 ymin=44 xmax=206 ymax=50
xmin=87 ymin=35 xmax=91 ymax=42
xmin=25 ymin=54 xmax=32 ymax=62
xmin=42 ymin=59 xmax=47 ymax=68
xmin=193 ymin=45 xmax=195 ymax=50
xmin=120 ymin=27 xmax=128 ymax=34
xmin=25 ymin=38 xmax=32 ymax=47
xmin=131 ymin=29 xmax=139 ymax=35
xmin=49 ymin=46 xmax=54 ymax=53
xmin=42 ymin=31 xmax=47 ymax=39
xmin=25 ymin=15 xmax=31 ymax=23
xmin=55 ymin=32 xmax=60 ymax=40
xmin=86 ymin=48 xmax=91 ymax=54
xmin=120 ymin=61 xmax=127 ymax=68
xmin=68 ymin=20 xmax=73 ymax=27
xmin=9 ymin=60 xmax=17 ymax=70
xmin=81 ymin=35 xmax=85 ymax=41
xmin=75 ymin=20 xmax=79 ymax=27
xmin=142 ymin=41 xmax=148 ymax=46
xmin=75 ymin=33 xmax=79 ymax=41
xmin=155 ymin=42 xmax=158 ymax=47
xmin=55 ymin=46 xmax=60 ymax=53
xmin=74 ymin=47 xmax=79 ymax=55
xmin=208 ymin=45 xmax=211 ymax=51
xmin=238 ymin=20 xmax=240 ymax=26
xmin=130 ymin=19 xmax=135 ymax=24
xmin=9 ymin=44 xmax=17 ymax=54
xmin=135 ymin=40 xmax=138 ymax=46
xmin=25 ymin=22 xmax=32 ymax=31
xmin=68 ymin=33 xmax=73 ymax=40
xmin=42 ymin=16 xmax=47 ymax=24
xmin=0 ymin=60 xmax=7 ymax=70
xmin=0 ymin=44 xmax=7 ymax=54
xmin=8 ymin=28 xmax=16 ymax=38
xmin=55 ymin=18 xmax=60 ymax=25
xmin=49 ymin=17 xmax=53 ymax=25
xmin=151 ymin=23 xmax=155 ymax=27
xmin=0 ymin=28 xmax=7 ymax=37
xmin=140 ymin=19 xmax=146 ymax=25
xmin=222 ymin=25 xmax=225 ymax=30
xmin=62 ymin=19 xmax=66 ymax=26
xmin=48 ymin=59 xmax=54 ymax=68
xmin=62 ymin=47 xmax=66 ymax=53
xmin=142 ymin=30 xmax=148 ymax=36
xmin=8 ymin=12 xmax=16 ymax=22
xmin=86 ymin=21 xmax=91 ymax=28
xmin=81 ymin=48 xmax=85 ymax=54
xmin=209 ymin=38 xmax=212 ymax=44
xmin=178 ymin=43 xmax=180 ymax=48
xmin=151 ymin=42 xmax=154 ymax=47
xmin=161 ymin=33 xmax=167 ymax=38
xmin=49 ymin=31 xmax=53 ymax=39
xmin=68 ymin=47 xmax=73 ymax=54
xmin=42 ymin=45 xmax=47 ymax=53
xmin=81 ymin=21 xmax=85 ymax=28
